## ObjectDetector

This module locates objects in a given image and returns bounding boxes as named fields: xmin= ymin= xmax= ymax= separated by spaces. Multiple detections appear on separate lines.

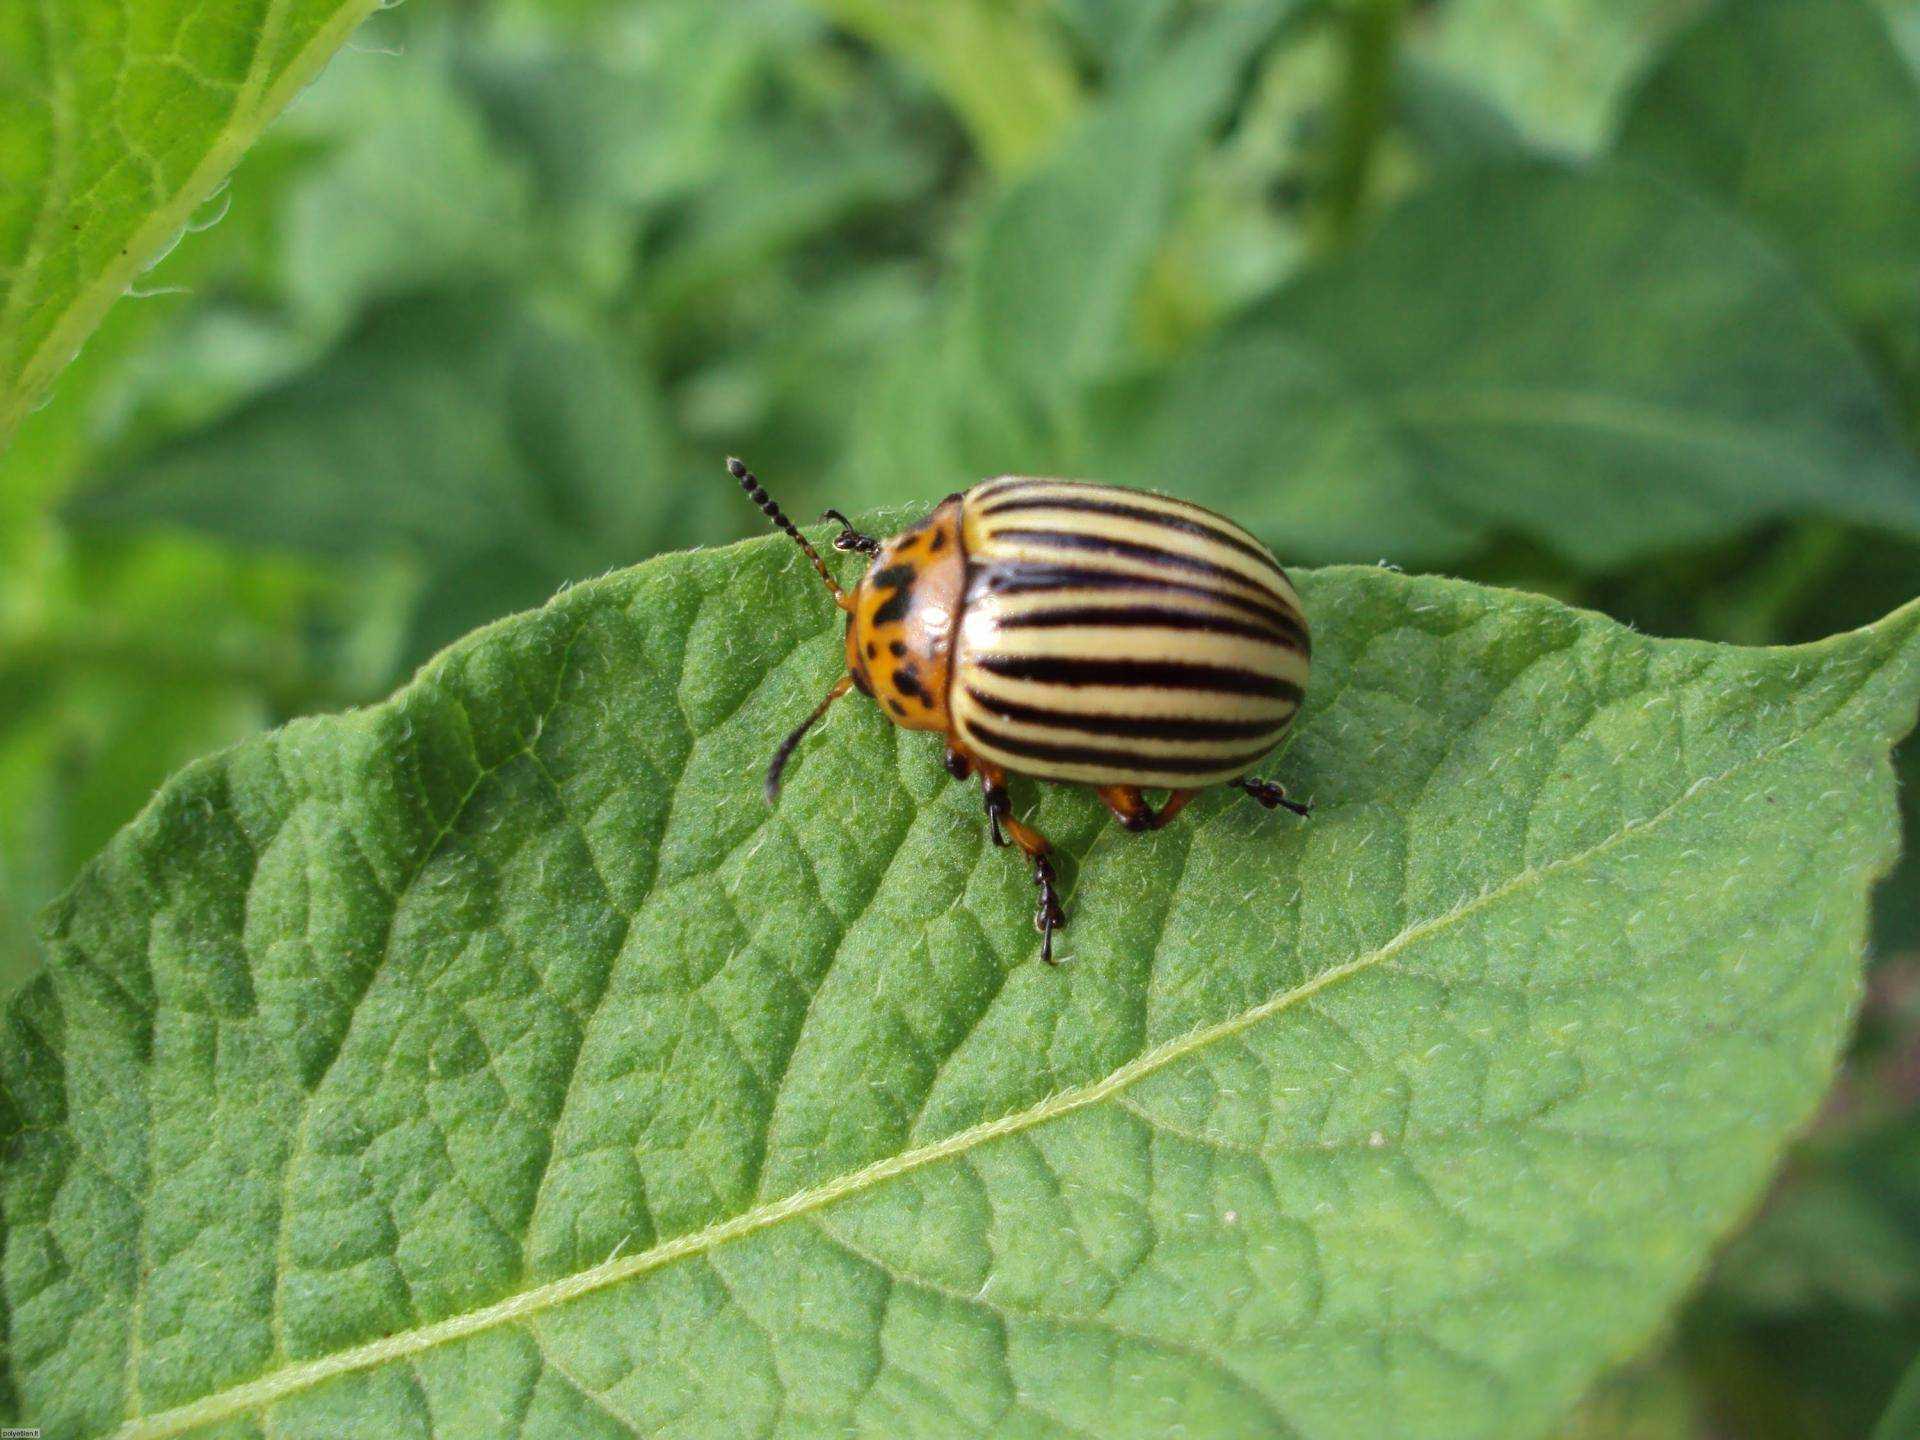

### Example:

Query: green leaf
xmin=640 ymin=122 xmax=936 ymax=317
xmin=1875 ymin=1351 xmax=1920 ymax=1440
xmin=1681 ymin=1109 xmax=1920 ymax=1438
xmin=5 ymin=528 xmax=1919 ymax=1438
xmin=799 ymin=0 xmax=1084 ymax=174
xmin=274 ymin=41 xmax=537 ymax=330
xmin=1050 ymin=0 xmax=1186 ymax=81
xmin=967 ymin=0 xmax=1297 ymax=405
xmin=1394 ymin=55 xmax=1533 ymax=170
xmin=67 ymin=295 xmax=675 ymax=663
xmin=839 ymin=321 xmax=1056 ymax=514
xmin=1409 ymin=0 xmax=1703 ymax=153
xmin=1092 ymin=163 xmax=1920 ymax=568
xmin=0 ymin=0 xmax=383 ymax=447
xmin=835 ymin=0 xmax=1301 ymax=509
xmin=1878 ymin=741 xmax=1920 ymax=952
xmin=1614 ymin=0 xmax=1920 ymax=419
xmin=0 ymin=527 xmax=363 ymax=1002
xmin=1551 ymin=1360 xmax=1702 ymax=1440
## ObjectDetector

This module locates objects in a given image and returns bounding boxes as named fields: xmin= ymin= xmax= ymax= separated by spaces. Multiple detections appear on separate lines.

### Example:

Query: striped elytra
xmin=728 ymin=460 xmax=1311 ymax=964
xmin=953 ymin=477 xmax=1308 ymax=791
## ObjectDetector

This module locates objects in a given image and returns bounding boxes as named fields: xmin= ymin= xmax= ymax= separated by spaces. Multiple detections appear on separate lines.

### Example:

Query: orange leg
xmin=1096 ymin=786 xmax=1197 ymax=833
xmin=960 ymin=753 xmax=1066 ymax=964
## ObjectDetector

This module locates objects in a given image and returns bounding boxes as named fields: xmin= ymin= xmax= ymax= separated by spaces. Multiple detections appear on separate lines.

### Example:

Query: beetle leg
xmin=974 ymin=773 xmax=1010 ymax=847
xmin=1096 ymin=786 xmax=1196 ymax=832
xmin=941 ymin=743 xmax=1010 ymax=847
xmin=1235 ymin=776 xmax=1311 ymax=817
xmin=976 ymin=760 xmax=1065 ymax=963
xmin=1030 ymin=855 xmax=1065 ymax=966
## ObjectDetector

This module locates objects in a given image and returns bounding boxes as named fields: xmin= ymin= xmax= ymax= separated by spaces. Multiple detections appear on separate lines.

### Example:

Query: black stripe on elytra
xmin=988 ymin=527 xmax=1290 ymax=601
xmin=868 ymin=563 xmax=917 ymax=626
xmin=994 ymin=603 xmax=1296 ymax=647
xmin=964 ymin=687 xmax=1292 ymax=742
xmin=975 ymin=654 xmax=1303 ymax=699
xmin=964 ymin=717 xmax=1279 ymax=774
xmin=978 ymin=493 xmax=1293 ymax=585
xmin=968 ymin=477 xmax=1036 ymax=503
xmin=974 ymin=563 xmax=1306 ymax=643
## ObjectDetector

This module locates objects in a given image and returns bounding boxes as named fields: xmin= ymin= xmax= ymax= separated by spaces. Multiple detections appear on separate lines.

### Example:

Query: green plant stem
xmin=800 ymin=0 xmax=1083 ymax=174
xmin=1312 ymin=0 xmax=1405 ymax=252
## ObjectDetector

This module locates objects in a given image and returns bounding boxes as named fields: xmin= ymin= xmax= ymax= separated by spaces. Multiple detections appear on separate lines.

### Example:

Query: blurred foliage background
xmin=3 ymin=0 xmax=1919 ymax=1433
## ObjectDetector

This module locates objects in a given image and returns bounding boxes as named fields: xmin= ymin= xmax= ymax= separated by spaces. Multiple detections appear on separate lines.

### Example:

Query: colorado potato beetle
xmin=731 ymin=457 xmax=1310 ymax=964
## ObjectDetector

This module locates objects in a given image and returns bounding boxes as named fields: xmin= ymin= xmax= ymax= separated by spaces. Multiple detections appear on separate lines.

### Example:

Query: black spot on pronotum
xmin=928 ymin=530 xmax=946 ymax=552
xmin=889 ymin=699 xmax=909 ymax=717
xmin=893 ymin=664 xmax=924 ymax=700
xmin=870 ymin=563 xmax=917 ymax=626
xmin=866 ymin=642 xmax=878 ymax=660
xmin=889 ymin=640 xmax=906 ymax=657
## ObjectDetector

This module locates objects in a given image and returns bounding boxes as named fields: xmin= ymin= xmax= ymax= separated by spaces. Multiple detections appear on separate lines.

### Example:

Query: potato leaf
xmin=1875 ymin=1352 xmax=1920 ymax=1440
xmin=68 ymin=295 xmax=676 ymax=664
xmin=4 ymin=532 xmax=1918 ymax=1439
xmin=1614 ymin=0 xmax=1920 ymax=415
xmin=0 ymin=0 xmax=384 ymax=445
xmin=967 ymin=0 xmax=1296 ymax=403
xmin=1092 ymin=163 xmax=1920 ymax=568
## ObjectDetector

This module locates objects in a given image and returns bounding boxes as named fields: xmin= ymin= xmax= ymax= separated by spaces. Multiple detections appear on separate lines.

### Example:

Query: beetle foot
xmin=1236 ymin=776 xmax=1311 ymax=817
xmin=983 ymin=784 xmax=1012 ymax=847
xmin=1033 ymin=856 xmax=1065 ymax=964
xmin=821 ymin=509 xmax=880 ymax=555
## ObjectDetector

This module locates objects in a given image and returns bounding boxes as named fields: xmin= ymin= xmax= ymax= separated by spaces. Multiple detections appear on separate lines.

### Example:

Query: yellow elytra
xmin=729 ymin=459 xmax=1310 ymax=964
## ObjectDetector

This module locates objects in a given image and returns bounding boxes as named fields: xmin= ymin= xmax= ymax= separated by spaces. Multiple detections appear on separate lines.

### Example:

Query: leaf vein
xmin=103 ymin=609 xmax=1910 ymax=1440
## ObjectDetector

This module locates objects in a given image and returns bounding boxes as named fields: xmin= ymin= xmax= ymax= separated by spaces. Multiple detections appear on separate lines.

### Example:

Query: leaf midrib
xmin=107 ymin=680 xmax=1876 ymax=1440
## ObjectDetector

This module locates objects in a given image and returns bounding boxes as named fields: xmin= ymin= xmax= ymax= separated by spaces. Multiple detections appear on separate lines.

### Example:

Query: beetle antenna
xmin=767 ymin=674 xmax=855 ymax=804
xmin=821 ymin=509 xmax=880 ymax=555
xmin=728 ymin=457 xmax=849 ymax=608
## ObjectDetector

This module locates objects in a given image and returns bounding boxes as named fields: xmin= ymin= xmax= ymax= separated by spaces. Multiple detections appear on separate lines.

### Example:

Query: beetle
xmin=730 ymin=457 xmax=1309 ymax=964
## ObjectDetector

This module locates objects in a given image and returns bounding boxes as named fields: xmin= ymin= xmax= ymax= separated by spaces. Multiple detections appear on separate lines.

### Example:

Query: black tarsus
xmin=1235 ymin=776 xmax=1311 ymax=817
xmin=982 ymin=783 xmax=1011 ymax=847
xmin=728 ymin=457 xmax=846 ymax=602
xmin=821 ymin=509 xmax=880 ymax=555
xmin=1033 ymin=857 xmax=1064 ymax=965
